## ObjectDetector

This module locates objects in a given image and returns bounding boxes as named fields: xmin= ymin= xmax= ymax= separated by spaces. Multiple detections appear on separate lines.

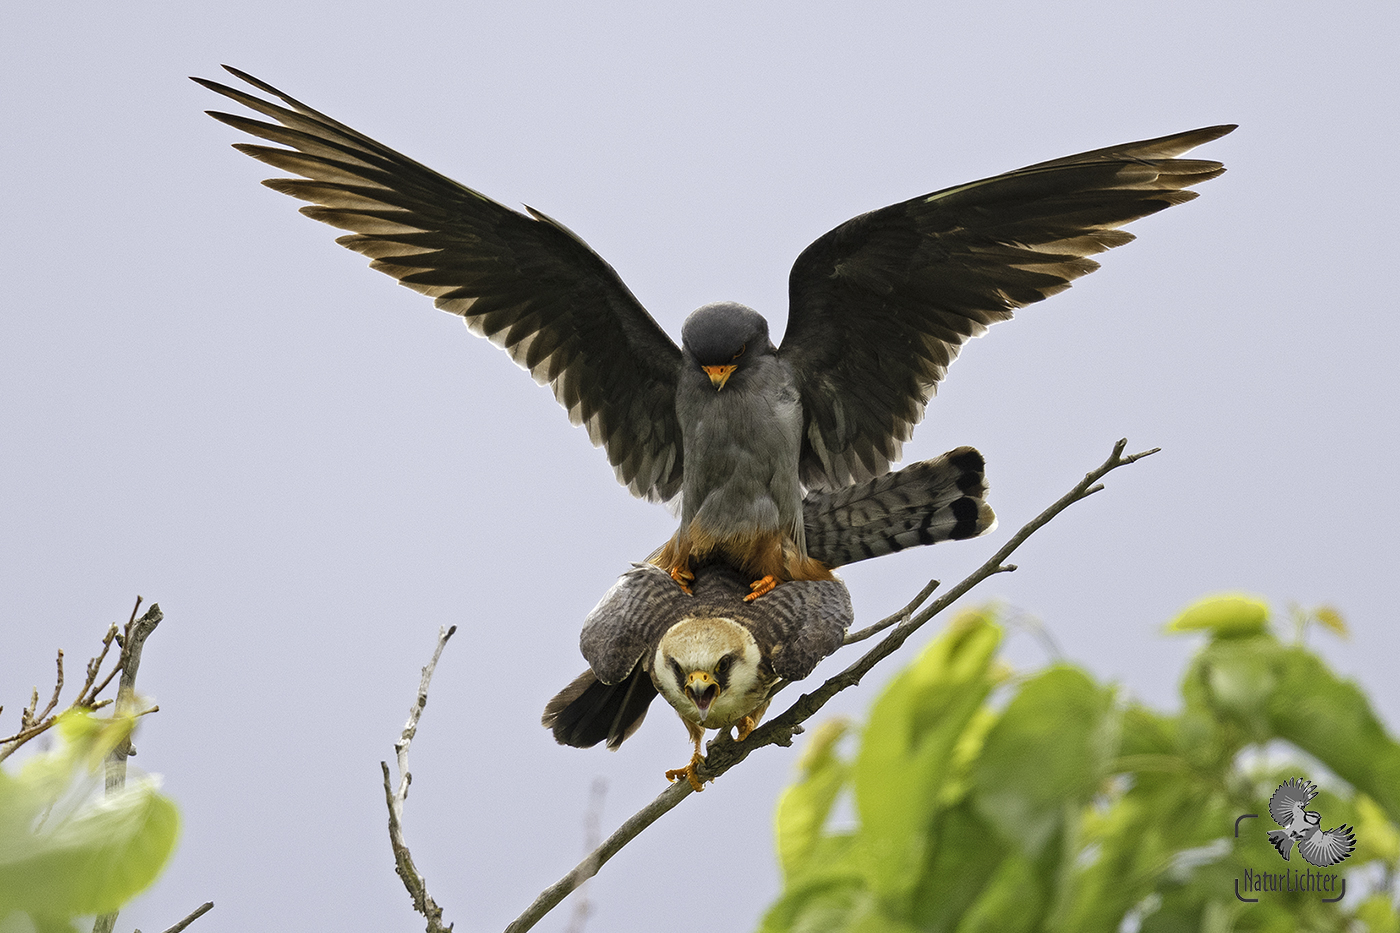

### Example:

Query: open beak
xmin=684 ymin=671 xmax=720 ymax=721
xmin=702 ymin=364 xmax=736 ymax=390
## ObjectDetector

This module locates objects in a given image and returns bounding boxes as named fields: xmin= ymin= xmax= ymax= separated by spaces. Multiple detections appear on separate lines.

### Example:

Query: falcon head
xmin=681 ymin=302 xmax=774 ymax=391
xmin=653 ymin=615 xmax=771 ymax=729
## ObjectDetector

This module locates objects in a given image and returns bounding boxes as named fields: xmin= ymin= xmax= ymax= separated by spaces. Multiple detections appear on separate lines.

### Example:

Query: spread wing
xmin=1269 ymin=777 xmax=1318 ymax=827
xmin=578 ymin=564 xmax=694 ymax=684
xmin=780 ymin=124 xmax=1235 ymax=489
xmin=744 ymin=577 xmax=853 ymax=681
xmin=578 ymin=562 xmax=852 ymax=685
xmin=1298 ymin=825 xmax=1356 ymax=868
xmin=196 ymin=67 xmax=685 ymax=502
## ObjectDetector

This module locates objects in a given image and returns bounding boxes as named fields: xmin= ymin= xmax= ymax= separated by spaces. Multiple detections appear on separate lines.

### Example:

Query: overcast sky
xmin=3 ymin=3 xmax=1397 ymax=931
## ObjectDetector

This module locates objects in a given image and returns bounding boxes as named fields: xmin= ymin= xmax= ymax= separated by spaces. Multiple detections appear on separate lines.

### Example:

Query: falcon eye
xmin=716 ymin=655 xmax=733 ymax=676
xmin=669 ymin=658 xmax=685 ymax=686
xmin=731 ymin=344 xmax=746 ymax=360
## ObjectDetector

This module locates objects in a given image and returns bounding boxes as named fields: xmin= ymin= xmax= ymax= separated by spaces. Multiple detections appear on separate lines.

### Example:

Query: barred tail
xmin=803 ymin=447 xmax=996 ymax=568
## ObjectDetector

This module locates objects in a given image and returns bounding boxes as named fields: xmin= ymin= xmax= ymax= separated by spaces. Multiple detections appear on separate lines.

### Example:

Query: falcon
xmin=1267 ymin=777 xmax=1356 ymax=868
xmin=195 ymin=66 xmax=1234 ymax=603
xmin=544 ymin=446 xmax=995 ymax=789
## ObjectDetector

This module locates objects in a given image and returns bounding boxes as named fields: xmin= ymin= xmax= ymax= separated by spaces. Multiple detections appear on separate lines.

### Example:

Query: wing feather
xmin=782 ymin=125 xmax=1235 ymax=489
xmin=196 ymin=67 xmax=685 ymax=502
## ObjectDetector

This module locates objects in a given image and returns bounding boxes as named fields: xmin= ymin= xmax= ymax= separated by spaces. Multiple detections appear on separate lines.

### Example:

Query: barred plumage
xmin=805 ymin=447 xmax=996 ymax=568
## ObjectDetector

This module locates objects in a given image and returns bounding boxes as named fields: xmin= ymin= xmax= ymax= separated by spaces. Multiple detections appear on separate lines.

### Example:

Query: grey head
xmin=681 ymin=302 xmax=775 ymax=389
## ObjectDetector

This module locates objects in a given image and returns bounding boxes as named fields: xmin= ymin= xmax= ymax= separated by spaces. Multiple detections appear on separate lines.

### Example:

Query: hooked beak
xmin=684 ymin=670 xmax=720 ymax=721
xmin=702 ymin=364 xmax=736 ymax=390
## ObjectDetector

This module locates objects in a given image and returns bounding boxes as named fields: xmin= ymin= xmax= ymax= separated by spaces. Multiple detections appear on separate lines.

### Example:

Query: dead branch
xmin=383 ymin=624 xmax=457 ymax=933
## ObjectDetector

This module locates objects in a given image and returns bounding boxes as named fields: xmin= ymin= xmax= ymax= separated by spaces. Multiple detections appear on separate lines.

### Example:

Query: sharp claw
xmin=669 ymin=565 xmax=695 ymax=595
xmin=664 ymin=753 xmax=707 ymax=791
xmin=743 ymin=575 xmax=778 ymax=601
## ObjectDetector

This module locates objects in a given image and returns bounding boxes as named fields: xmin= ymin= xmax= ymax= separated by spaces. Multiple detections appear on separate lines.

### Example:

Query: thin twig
xmin=93 ymin=602 xmax=163 ymax=933
xmin=843 ymin=578 xmax=940 ymax=645
xmin=0 ymin=609 xmax=126 ymax=761
xmin=383 ymin=624 xmax=457 ymax=933
xmin=504 ymin=782 xmax=695 ymax=933
xmin=132 ymin=900 xmax=215 ymax=933
xmin=504 ymin=438 xmax=1156 ymax=933
xmin=33 ymin=650 xmax=65 ymax=723
xmin=82 ymin=622 xmax=127 ymax=706
xmin=159 ymin=901 xmax=216 ymax=933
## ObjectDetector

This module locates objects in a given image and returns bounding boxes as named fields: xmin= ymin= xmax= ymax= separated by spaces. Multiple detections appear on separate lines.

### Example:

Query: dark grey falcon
xmin=196 ymin=66 xmax=1233 ymax=603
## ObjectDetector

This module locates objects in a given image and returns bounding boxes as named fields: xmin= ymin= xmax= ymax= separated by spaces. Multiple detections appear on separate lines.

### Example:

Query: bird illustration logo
xmin=1267 ymin=778 xmax=1356 ymax=868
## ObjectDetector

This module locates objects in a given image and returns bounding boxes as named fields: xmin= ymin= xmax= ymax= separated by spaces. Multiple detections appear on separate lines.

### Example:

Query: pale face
xmin=652 ymin=616 xmax=773 ymax=731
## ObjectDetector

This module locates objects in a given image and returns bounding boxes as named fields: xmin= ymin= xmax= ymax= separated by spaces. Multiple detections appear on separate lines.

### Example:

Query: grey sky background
xmin=3 ymin=3 xmax=1397 ymax=931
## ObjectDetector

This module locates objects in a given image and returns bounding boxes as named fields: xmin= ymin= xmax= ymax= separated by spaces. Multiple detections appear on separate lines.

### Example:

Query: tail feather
xmin=803 ymin=447 xmax=996 ymax=568
xmin=542 ymin=665 xmax=658 ymax=750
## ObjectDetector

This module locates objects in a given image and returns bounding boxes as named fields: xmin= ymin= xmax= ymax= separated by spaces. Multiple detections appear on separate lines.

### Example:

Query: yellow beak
xmin=685 ymin=670 xmax=720 ymax=720
xmin=702 ymin=364 xmax=736 ymax=390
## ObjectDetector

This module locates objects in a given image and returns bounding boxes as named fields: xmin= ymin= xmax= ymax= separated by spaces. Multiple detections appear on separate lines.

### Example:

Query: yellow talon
xmin=743 ymin=574 xmax=778 ymax=601
xmin=669 ymin=565 xmax=695 ymax=595
xmin=665 ymin=752 xmax=706 ymax=791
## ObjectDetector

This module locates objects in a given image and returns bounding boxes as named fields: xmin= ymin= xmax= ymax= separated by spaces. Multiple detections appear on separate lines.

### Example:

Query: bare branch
xmin=708 ymin=439 xmax=1157 ymax=771
xmin=383 ymin=624 xmax=457 ymax=933
xmin=843 ymin=578 xmax=939 ymax=646
xmin=33 ymin=650 xmax=65 ymax=723
xmin=0 ymin=606 xmax=127 ymax=761
xmin=507 ymin=439 xmax=1156 ymax=932
xmin=82 ymin=622 xmax=126 ymax=706
xmin=93 ymin=602 xmax=164 ymax=933
xmin=133 ymin=900 xmax=215 ymax=933
xmin=505 ymin=782 xmax=694 ymax=933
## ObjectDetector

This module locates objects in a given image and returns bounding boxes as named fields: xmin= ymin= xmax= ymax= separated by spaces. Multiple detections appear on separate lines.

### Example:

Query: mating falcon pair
xmin=198 ymin=67 xmax=1232 ymax=788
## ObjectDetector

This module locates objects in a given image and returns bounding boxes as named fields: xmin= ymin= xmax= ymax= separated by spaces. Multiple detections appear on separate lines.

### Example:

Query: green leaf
xmin=0 ymin=709 xmax=181 ymax=918
xmin=1312 ymin=605 xmax=1349 ymax=639
xmin=1263 ymin=644 xmax=1400 ymax=820
xmin=775 ymin=718 xmax=851 ymax=881
xmin=851 ymin=611 xmax=1003 ymax=910
xmin=757 ymin=880 xmax=921 ymax=933
xmin=953 ymin=850 xmax=1045 ymax=933
xmin=1165 ymin=595 xmax=1269 ymax=638
xmin=909 ymin=801 xmax=1018 ymax=933
xmin=972 ymin=666 xmax=1119 ymax=858
xmin=1189 ymin=632 xmax=1400 ymax=819
xmin=1355 ymin=895 xmax=1400 ymax=933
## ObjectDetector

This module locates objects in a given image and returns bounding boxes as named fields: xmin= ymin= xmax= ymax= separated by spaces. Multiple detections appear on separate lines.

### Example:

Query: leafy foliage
xmin=0 ymin=709 xmax=180 ymax=933
xmin=761 ymin=597 xmax=1400 ymax=933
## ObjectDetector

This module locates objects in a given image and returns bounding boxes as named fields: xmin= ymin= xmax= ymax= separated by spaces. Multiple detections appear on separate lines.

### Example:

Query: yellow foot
xmin=664 ymin=753 xmax=706 ymax=792
xmin=735 ymin=715 xmax=758 ymax=742
xmin=743 ymin=575 xmax=778 ymax=602
xmin=669 ymin=565 xmax=695 ymax=595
